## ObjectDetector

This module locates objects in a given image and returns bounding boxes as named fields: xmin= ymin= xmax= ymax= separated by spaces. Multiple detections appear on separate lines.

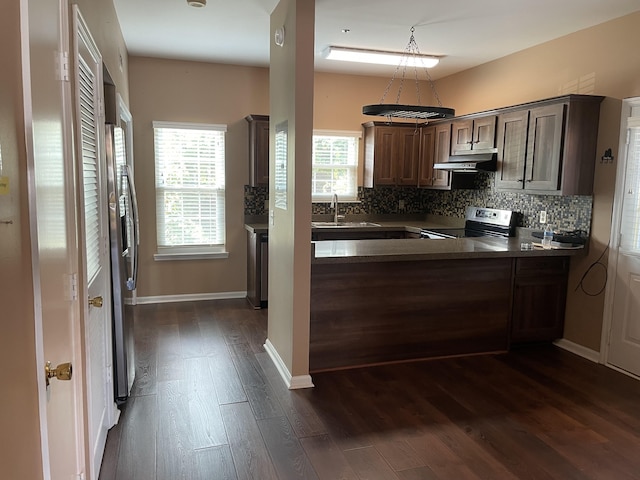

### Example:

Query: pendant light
xmin=362 ymin=27 xmax=454 ymax=121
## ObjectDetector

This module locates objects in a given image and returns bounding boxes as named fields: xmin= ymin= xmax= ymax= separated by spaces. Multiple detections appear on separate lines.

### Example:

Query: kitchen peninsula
xmin=310 ymin=233 xmax=580 ymax=372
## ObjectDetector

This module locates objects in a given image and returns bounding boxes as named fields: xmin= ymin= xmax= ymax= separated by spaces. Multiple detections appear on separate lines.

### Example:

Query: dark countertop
xmin=244 ymin=217 xmax=586 ymax=263
xmin=312 ymin=235 xmax=584 ymax=264
xmin=244 ymin=215 xmax=464 ymax=235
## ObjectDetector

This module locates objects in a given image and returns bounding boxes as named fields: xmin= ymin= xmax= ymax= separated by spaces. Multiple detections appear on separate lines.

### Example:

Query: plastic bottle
xmin=542 ymin=224 xmax=553 ymax=249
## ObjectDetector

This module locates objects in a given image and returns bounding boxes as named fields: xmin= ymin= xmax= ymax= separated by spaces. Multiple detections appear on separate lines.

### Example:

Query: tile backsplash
xmin=244 ymin=172 xmax=593 ymax=233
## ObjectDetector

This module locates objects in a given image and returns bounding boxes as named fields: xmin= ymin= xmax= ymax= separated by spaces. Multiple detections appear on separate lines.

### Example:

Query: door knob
xmin=45 ymin=361 xmax=73 ymax=387
xmin=89 ymin=295 xmax=103 ymax=308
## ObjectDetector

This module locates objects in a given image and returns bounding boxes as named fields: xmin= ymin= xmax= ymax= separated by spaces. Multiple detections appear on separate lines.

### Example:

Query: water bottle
xmin=542 ymin=224 xmax=553 ymax=249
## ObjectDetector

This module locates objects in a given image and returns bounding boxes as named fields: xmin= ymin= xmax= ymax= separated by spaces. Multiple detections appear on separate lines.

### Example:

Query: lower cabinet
xmin=511 ymin=257 xmax=569 ymax=343
xmin=246 ymin=231 xmax=268 ymax=309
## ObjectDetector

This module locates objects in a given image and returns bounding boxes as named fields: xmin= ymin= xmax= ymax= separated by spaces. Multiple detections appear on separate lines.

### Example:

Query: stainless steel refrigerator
xmin=105 ymin=123 xmax=139 ymax=403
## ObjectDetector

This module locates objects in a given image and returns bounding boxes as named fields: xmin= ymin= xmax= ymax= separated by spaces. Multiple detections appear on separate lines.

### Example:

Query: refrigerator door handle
xmin=123 ymin=164 xmax=140 ymax=291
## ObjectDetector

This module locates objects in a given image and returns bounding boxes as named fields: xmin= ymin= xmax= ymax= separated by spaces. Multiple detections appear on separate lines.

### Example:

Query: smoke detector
xmin=187 ymin=0 xmax=206 ymax=7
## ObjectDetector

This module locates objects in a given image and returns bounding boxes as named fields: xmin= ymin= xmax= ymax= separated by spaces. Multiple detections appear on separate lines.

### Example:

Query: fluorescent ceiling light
xmin=323 ymin=46 xmax=440 ymax=68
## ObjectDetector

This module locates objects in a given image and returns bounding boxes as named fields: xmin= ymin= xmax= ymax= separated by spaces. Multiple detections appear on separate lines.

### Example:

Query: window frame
xmin=152 ymin=121 xmax=228 ymax=261
xmin=311 ymin=129 xmax=361 ymax=203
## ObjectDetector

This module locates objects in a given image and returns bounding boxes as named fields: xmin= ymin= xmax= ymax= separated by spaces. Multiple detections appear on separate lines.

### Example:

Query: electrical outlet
xmin=539 ymin=210 xmax=547 ymax=223
xmin=398 ymin=200 xmax=405 ymax=210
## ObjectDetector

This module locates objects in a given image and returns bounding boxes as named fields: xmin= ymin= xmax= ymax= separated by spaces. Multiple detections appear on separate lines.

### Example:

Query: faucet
xmin=331 ymin=193 xmax=339 ymax=223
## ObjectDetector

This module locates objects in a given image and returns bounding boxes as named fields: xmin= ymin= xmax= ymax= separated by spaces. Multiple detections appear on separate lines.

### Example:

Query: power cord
xmin=574 ymin=240 xmax=610 ymax=297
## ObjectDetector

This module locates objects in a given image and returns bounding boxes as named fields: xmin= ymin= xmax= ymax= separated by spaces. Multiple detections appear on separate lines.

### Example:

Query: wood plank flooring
xmin=99 ymin=299 xmax=640 ymax=480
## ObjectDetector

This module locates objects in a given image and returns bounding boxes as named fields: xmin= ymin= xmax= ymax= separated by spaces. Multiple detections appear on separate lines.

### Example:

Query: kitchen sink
xmin=311 ymin=221 xmax=381 ymax=228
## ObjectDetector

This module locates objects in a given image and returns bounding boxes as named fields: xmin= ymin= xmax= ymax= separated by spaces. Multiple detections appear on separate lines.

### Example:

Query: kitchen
xmin=125 ymin=5 xmax=637 ymax=384
xmin=4 ymin=0 xmax=640 ymax=478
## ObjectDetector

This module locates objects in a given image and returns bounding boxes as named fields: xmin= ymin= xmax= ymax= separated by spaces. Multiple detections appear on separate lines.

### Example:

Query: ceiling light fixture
xmin=362 ymin=27 xmax=454 ymax=121
xmin=323 ymin=46 xmax=439 ymax=68
xmin=187 ymin=0 xmax=206 ymax=7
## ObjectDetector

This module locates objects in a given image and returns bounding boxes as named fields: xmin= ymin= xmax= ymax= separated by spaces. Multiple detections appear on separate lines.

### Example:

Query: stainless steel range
xmin=420 ymin=207 xmax=518 ymax=239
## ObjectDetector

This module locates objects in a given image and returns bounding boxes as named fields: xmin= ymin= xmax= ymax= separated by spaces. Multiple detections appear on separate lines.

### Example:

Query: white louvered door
xmin=74 ymin=7 xmax=116 ymax=479
xmin=605 ymin=99 xmax=640 ymax=378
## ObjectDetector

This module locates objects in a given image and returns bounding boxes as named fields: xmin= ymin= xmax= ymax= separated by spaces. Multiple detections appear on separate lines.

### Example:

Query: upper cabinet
xmin=364 ymin=121 xmax=451 ymax=189
xmin=451 ymin=116 xmax=496 ymax=155
xmin=418 ymin=123 xmax=451 ymax=189
xmin=363 ymin=122 xmax=421 ymax=187
xmin=246 ymin=114 xmax=269 ymax=186
xmin=495 ymin=95 xmax=603 ymax=195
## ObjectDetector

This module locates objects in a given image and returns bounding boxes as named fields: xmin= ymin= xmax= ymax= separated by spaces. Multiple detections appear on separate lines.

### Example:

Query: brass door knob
xmin=89 ymin=295 xmax=103 ymax=308
xmin=45 ymin=361 xmax=73 ymax=387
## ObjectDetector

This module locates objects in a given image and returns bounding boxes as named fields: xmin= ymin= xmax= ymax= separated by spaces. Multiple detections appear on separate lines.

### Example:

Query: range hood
xmin=433 ymin=151 xmax=497 ymax=172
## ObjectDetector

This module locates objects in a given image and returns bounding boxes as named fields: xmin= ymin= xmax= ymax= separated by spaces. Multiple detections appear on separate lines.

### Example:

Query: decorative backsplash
xmin=244 ymin=172 xmax=593 ymax=233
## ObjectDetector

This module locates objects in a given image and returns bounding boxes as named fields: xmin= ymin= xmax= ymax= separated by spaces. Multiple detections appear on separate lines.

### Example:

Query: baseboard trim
xmin=553 ymin=338 xmax=600 ymax=363
xmin=263 ymin=339 xmax=314 ymax=390
xmin=136 ymin=291 xmax=247 ymax=305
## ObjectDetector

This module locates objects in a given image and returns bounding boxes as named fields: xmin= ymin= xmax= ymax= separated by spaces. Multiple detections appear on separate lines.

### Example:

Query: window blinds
xmin=78 ymin=55 xmax=101 ymax=282
xmin=153 ymin=122 xmax=226 ymax=248
xmin=620 ymin=124 xmax=640 ymax=252
xmin=311 ymin=132 xmax=359 ymax=201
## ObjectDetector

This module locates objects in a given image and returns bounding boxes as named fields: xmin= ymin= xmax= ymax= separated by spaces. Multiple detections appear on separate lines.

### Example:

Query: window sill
xmin=154 ymin=251 xmax=229 ymax=261
xmin=312 ymin=199 xmax=361 ymax=204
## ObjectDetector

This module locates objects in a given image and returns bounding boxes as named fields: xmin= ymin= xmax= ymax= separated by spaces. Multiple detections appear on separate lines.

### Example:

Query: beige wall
xmin=0 ymin=1 xmax=43 ymax=478
xmin=434 ymin=11 xmax=640 ymax=351
xmin=267 ymin=0 xmax=316 ymax=378
xmin=128 ymin=61 xmax=397 ymax=298
xmin=128 ymin=58 xmax=270 ymax=297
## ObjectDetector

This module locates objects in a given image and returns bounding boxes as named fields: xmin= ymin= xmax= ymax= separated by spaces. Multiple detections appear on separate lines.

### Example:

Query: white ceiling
xmin=113 ymin=0 xmax=640 ymax=80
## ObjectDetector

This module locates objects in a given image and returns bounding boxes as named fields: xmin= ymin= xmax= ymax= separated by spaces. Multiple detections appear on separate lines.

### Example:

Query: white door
xmin=23 ymin=0 xmax=86 ymax=478
xmin=603 ymin=98 xmax=640 ymax=378
xmin=73 ymin=7 xmax=118 ymax=478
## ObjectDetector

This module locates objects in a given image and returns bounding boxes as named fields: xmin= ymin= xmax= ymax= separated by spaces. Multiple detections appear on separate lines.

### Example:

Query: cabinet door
xmin=373 ymin=127 xmax=397 ymax=185
xmin=246 ymin=231 xmax=260 ymax=308
xmin=473 ymin=115 xmax=497 ymax=151
xmin=432 ymin=123 xmax=451 ymax=188
xmin=452 ymin=117 xmax=496 ymax=154
xmin=511 ymin=257 xmax=568 ymax=343
xmin=495 ymin=110 xmax=529 ymax=190
xmin=525 ymin=104 xmax=565 ymax=192
xmin=451 ymin=119 xmax=473 ymax=154
xmin=247 ymin=116 xmax=270 ymax=186
xmin=397 ymin=128 xmax=421 ymax=186
xmin=418 ymin=126 xmax=436 ymax=186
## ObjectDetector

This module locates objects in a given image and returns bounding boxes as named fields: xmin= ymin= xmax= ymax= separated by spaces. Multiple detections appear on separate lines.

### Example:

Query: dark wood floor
xmin=99 ymin=299 xmax=640 ymax=480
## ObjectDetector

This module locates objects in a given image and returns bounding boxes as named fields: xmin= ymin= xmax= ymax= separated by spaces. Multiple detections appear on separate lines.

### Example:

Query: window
xmin=311 ymin=130 xmax=359 ymax=202
xmin=153 ymin=121 xmax=227 ymax=260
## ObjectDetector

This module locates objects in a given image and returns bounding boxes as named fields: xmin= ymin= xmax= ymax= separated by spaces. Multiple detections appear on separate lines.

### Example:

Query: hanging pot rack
xmin=362 ymin=27 xmax=455 ymax=121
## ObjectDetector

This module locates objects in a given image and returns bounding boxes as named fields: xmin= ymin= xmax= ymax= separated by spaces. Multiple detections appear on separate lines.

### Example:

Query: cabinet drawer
xmin=515 ymin=257 xmax=568 ymax=276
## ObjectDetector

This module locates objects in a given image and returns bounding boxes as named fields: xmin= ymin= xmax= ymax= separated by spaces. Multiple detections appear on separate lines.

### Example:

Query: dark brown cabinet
xmin=364 ymin=122 xmax=451 ymax=190
xmin=495 ymin=110 xmax=529 ymax=190
xmin=418 ymin=124 xmax=451 ymax=189
xmin=363 ymin=122 xmax=420 ymax=187
xmin=495 ymin=95 xmax=602 ymax=195
xmin=511 ymin=256 xmax=569 ymax=343
xmin=246 ymin=114 xmax=269 ymax=186
xmin=451 ymin=115 xmax=496 ymax=155
xmin=432 ymin=123 xmax=452 ymax=189
xmin=246 ymin=230 xmax=268 ymax=308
